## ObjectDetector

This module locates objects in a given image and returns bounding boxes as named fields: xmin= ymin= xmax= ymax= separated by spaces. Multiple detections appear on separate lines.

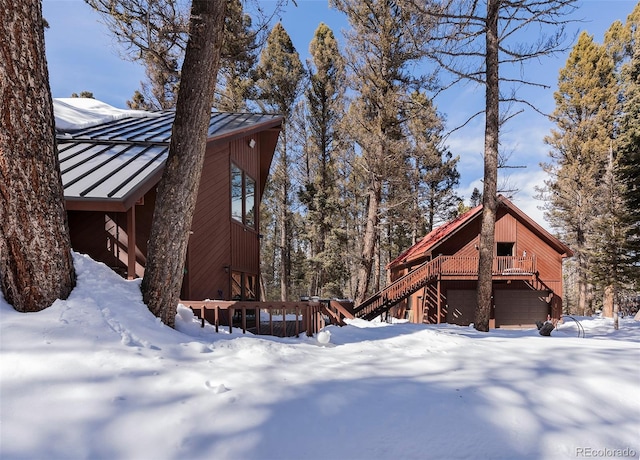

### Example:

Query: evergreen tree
xmin=0 ymin=0 xmax=76 ymax=312
xmin=406 ymin=91 xmax=460 ymax=233
xmin=141 ymin=0 xmax=227 ymax=326
xmin=615 ymin=5 xmax=640 ymax=291
xmin=425 ymin=0 xmax=578 ymax=331
xmin=541 ymin=31 xmax=617 ymax=315
xmin=71 ymin=91 xmax=94 ymax=98
xmin=298 ymin=23 xmax=348 ymax=298
xmin=86 ymin=0 xmax=277 ymax=110
xmin=255 ymin=22 xmax=305 ymax=301
xmin=469 ymin=188 xmax=483 ymax=207
xmin=213 ymin=0 xmax=260 ymax=111
xmin=332 ymin=0 xmax=438 ymax=306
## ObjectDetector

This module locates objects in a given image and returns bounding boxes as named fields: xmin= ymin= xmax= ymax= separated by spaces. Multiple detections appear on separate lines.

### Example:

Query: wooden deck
xmin=181 ymin=300 xmax=329 ymax=338
xmin=248 ymin=320 xmax=305 ymax=337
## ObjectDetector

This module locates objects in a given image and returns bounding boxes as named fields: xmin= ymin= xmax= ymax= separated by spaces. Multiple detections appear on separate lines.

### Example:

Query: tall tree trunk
xmin=474 ymin=0 xmax=500 ymax=332
xmin=0 ymin=0 xmax=75 ymax=312
xmin=603 ymin=283 xmax=614 ymax=318
xmin=355 ymin=178 xmax=381 ymax=306
xmin=141 ymin=0 xmax=226 ymax=327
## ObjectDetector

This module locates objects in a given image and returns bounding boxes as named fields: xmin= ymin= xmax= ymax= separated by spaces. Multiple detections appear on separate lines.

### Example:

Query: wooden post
xmin=436 ymin=277 xmax=441 ymax=324
xmin=126 ymin=205 xmax=136 ymax=279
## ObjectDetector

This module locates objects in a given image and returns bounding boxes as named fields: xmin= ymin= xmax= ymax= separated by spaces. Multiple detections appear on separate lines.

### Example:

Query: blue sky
xmin=42 ymin=0 xmax=638 ymax=228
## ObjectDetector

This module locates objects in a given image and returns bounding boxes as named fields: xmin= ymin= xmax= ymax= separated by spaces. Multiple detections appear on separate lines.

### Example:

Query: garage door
xmin=494 ymin=290 xmax=550 ymax=327
xmin=446 ymin=290 xmax=477 ymax=326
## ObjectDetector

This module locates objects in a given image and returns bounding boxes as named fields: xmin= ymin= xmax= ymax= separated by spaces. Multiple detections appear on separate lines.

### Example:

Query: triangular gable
xmin=387 ymin=203 xmax=483 ymax=269
xmin=387 ymin=195 xmax=572 ymax=270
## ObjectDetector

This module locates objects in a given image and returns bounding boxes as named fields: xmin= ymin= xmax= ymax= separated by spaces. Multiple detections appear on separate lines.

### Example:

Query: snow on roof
xmin=53 ymin=98 xmax=159 ymax=132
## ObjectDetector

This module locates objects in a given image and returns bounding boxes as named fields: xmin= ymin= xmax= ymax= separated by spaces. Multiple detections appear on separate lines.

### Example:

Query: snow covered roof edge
xmin=54 ymin=98 xmax=160 ymax=132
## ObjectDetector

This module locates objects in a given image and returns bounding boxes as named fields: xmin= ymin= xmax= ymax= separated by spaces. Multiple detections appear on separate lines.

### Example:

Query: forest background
xmin=41 ymin=0 xmax=639 ymax=314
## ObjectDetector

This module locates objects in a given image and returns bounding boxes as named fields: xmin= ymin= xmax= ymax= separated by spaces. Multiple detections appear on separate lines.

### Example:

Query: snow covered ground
xmin=1 ymin=253 xmax=638 ymax=460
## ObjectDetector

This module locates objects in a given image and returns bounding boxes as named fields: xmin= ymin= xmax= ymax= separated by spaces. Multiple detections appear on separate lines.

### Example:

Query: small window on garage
xmin=496 ymin=242 xmax=514 ymax=256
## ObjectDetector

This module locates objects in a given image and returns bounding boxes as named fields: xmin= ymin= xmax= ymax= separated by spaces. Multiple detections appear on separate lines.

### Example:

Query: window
xmin=231 ymin=163 xmax=256 ymax=229
xmin=231 ymin=165 xmax=243 ymax=222
xmin=231 ymin=271 xmax=258 ymax=300
xmin=496 ymin=242 xmax=514 ymax=257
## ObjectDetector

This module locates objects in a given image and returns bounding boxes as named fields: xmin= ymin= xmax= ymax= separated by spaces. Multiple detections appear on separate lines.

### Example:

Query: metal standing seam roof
xmin=58 ymin=111 xmax=282 ymax=211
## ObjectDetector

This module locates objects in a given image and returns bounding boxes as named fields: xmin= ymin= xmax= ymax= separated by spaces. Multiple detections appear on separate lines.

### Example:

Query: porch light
xmin=248 ymin=138 xmax=256 ymax=148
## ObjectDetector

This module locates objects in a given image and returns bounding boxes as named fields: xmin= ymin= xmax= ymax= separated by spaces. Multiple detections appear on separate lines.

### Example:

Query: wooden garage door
xmin=494 ymin=290 xmax=550 ymax=327
xmin=446 ymin=290 xmax=477 ymax=326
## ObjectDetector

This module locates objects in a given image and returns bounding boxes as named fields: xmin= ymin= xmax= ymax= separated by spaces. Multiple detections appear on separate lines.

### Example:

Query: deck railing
xmin=353 ymin=255 xmax=537 ymax=320
xmin=439 ymin=255 xmax=536 ymax=276
xmin=181 ymin=256 xmax=538 ymax=336
xmin=180 ymin=300 xmax=328 ymax=337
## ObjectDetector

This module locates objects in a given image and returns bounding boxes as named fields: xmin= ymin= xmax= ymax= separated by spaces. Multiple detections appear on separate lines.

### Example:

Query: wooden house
xmin=384 ymin=195 xmax=573 ymax=328
xmin=56 ymin=100 xmax=282 ymax=303
xmin=348 ymin=195 xmax=573 ymax=328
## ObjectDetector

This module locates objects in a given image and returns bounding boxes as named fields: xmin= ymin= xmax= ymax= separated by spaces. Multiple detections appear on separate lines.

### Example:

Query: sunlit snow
xmin=1 ymin=253 xmax=638 ymax=460
xmin=54 ymin=98 xmax=159 ymax=132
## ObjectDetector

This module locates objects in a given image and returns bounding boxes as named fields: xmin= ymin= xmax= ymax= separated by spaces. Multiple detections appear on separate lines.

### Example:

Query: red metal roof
xmin=387 ymin=195 xmax=573 ymax=270
xmin=388 ymin=203 xmax=483 ymax=269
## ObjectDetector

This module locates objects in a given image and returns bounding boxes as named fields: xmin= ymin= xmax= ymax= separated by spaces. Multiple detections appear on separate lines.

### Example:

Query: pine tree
xmin=541 ymin=31 xmax=617 ymax=315
xmin=425 ymin=0 xmax=578 ymax=331
xmin=332 ymin=0 xmax=438 ymax=306
xmin=0 ymin=0 xmax=76 ymax=312
xmin=615 ymin=5 xmax=640 ymax=291
xmin=298 ymin=23 xmax=348 ymax=298
xmin=87 ymin=0 xmax=274 ymax=110
xmin=213 ymin=0 xmax=259 ymax=111
xmin=140 ymin=0 xmax=227 ymax=326
xmin=255 ymin=22 xmax=305 ymax=301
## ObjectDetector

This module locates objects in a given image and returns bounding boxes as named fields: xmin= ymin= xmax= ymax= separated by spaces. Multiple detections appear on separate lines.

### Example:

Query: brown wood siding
xmin=186 ymin=144 xmax=232 ymax=300
xmin=231 ymin=221 xmax=260 ymax=273
xmin=68 ymin=210 xmax=120 ymax=270
xmin=437 ymin=217 xmax=481 ymax=256
xmin=230 ymin=136 xmax=259 ymax=180
xmin=495 ymin=211 xmax=517 ymax=243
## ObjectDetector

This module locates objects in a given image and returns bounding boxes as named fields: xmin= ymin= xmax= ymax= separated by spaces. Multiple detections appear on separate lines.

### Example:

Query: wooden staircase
xmin=327 ymin=255 xmax=539 ymax=324
xmin=351 ymin=256 xmax=443 ymax=321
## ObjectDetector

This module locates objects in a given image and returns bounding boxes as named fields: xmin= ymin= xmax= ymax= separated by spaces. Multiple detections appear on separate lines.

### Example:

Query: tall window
xmin=232 ymin=271 xmax=258 ymax=300
xmin=231 ymin=163 xmax=256 ymax=229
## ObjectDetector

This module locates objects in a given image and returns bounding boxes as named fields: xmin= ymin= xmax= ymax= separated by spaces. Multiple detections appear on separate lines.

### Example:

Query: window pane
xmin=231 ymin=271 xmax=242 ymax=300
xmin=231 ymin=165 xmax=243 ymax=222
xmin=245 ymin=175 xmax=255 ymax=228
xmin=244 ymin=274 xmax=257 ymax=300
